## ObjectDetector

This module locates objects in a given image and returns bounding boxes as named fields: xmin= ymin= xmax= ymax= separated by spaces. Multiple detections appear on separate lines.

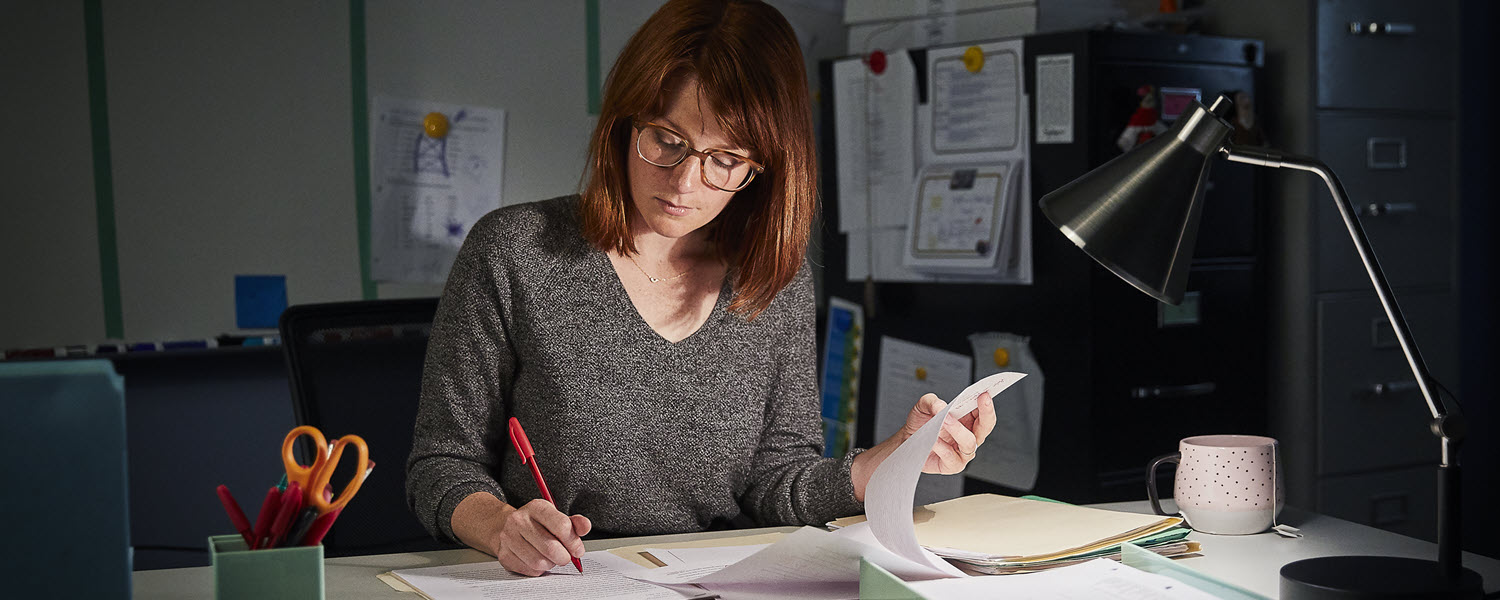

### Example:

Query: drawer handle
xmin=1131 ymin=382 xmax=1216 ymax=399
xmin=1367 ymin=137 xmax=1407 ymax=169
xmin=1348 ymin=21 xmax=1417 ymax=35
xmin=1362 ymin=202 xmax=1417 ymax=217
xmin=1370 ymin=381 xmax=1419 ymax=396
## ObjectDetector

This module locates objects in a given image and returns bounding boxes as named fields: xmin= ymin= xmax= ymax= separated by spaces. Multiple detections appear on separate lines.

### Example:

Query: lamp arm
xmin=1224 ymin=145 xmax=1467 ymax=579
xmin=1222 ymin=145 xmax=1459 ymax=440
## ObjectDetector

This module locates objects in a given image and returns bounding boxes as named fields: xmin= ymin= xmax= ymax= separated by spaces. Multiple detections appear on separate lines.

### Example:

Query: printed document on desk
xmin=904 ymin=556 xmax=1223 ymax=599
xmin=389 ymin=551 xmax=708 ymax=600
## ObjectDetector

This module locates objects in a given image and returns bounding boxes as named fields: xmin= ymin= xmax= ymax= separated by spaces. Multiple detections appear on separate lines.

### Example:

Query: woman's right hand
xmin=495 ymin=499 xmax=592 ymax=576
xmin=454 ymin=492 xmax=592 ymax=576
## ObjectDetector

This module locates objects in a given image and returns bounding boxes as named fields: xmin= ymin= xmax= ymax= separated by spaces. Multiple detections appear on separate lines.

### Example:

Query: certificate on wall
xmin=902 ymin=162 xmax=1020 ymax=273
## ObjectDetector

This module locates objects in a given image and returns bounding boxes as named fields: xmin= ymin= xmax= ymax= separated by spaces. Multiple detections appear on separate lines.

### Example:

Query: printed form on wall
xmin=370 ymin=96 xmax=505 ymax=284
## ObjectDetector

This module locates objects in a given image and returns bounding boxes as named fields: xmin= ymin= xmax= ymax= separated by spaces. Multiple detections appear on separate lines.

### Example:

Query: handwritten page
xmin=389 ymin=552 xmax=703 ymax=600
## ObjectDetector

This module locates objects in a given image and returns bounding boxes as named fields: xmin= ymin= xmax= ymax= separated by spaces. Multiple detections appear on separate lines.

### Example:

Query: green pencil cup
xmin=209 ymin=535 xmax=324 ymax=600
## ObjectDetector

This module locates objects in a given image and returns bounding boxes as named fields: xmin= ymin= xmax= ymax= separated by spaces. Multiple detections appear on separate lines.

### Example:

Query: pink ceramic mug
xmin=1147 ymin=434 xmax=1284 ymax=535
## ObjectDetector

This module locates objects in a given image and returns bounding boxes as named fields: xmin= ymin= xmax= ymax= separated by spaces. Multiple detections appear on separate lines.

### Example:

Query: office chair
xmin=279 ymin=297 xmax=460 ymax=557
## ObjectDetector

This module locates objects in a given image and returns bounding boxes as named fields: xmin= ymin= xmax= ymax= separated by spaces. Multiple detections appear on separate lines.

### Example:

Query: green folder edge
xmin=858 ymin=544 xmax=1269 ymax=600
xmin=1120 ymin=542 xmax=1269 ymax=600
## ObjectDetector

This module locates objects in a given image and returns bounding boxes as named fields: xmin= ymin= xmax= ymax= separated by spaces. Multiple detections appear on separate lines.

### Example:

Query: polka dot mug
xmin=1147 ymin=434 xmax=1284 ymax=535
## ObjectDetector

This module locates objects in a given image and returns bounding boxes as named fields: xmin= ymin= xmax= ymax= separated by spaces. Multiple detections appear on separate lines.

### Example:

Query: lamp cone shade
xmin=1039 ymin=98 xmax=1236 ymax=305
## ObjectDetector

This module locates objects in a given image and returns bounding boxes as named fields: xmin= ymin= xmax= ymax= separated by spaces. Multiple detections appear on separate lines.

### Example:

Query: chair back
xmin=279 ymin=298 xmax=458 ymax=556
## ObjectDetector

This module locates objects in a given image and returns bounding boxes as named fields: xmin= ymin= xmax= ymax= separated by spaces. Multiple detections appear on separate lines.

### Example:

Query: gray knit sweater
xmin=406 ymin=195 xmax=864 ymax=542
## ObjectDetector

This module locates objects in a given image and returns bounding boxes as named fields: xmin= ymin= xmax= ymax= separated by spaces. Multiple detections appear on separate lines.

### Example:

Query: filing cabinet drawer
xmin=1316 ymin=293 xmax=1456 ymax=475
xmin=1315 ymin=115 xmax=1455 ymax=293
xmin=1318 ymin=466 xmax=1438 ymax=542
xmin=1090 ymin=264 xmax=1266 ymax=479
xmin=1316 ymin=0 xmax=1458 ymax=112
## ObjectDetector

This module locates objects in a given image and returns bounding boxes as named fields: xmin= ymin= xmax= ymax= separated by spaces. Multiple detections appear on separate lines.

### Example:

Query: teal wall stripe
xmin=350 ymin=0 xmax=376 ymax=300
xmin=586 ymin=0 xmax=601 ymax=114
xmin=83 ymin=0 xmax=124 ymax=338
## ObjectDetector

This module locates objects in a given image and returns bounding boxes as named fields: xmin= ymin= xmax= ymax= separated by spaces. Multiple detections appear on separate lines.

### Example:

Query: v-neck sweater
xmin=406 ymin=195 xmax=865 ymax=541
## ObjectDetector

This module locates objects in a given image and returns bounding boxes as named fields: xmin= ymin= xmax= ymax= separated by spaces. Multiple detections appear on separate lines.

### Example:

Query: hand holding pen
xmin=497 ymin=417 xmax=589 ymax=576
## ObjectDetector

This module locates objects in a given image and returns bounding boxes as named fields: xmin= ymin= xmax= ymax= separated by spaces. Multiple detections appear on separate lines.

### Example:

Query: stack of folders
xmin=828 ymin=493 xmax=1198 ymax=575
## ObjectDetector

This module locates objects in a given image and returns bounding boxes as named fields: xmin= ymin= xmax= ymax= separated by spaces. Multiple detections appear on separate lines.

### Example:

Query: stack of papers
xmin=828 ymin=493 xmax=1195 ymax=575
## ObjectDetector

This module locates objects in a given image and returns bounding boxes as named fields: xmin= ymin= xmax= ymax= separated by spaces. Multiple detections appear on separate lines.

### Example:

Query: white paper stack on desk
xmin=827 ymin=493 xmax=1196 ymax=575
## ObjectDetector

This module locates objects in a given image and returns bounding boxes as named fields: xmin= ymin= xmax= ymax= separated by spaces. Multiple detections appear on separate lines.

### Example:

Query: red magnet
xmin=867 ymin=50 xmax=887 ymax=75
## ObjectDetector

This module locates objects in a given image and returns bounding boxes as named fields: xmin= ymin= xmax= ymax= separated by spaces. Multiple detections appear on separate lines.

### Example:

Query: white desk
xmin=133 ymin=502 xmax=1499 ymax=598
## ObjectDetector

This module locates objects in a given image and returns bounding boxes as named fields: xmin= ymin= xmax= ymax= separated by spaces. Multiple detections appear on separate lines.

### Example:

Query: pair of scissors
xmin=281 ymin=425 xmax=370 ymax=516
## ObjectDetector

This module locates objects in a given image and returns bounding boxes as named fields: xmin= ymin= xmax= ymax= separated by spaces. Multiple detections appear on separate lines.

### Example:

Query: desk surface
xmin=134 ymin=501 xmax=1498 ymax=599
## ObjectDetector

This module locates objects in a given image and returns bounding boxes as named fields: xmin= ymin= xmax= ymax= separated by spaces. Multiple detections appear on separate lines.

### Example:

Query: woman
xmin=406 ymin=0 xmax=997 ymax=577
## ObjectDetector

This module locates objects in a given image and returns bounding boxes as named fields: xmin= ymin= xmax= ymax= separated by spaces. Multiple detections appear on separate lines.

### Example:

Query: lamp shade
xmin=1038 ymin=97 xmax=1237 ymax=305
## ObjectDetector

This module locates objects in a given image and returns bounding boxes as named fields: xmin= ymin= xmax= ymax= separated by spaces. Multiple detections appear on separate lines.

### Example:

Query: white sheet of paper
xmin=924 ymin=41 xmax=1023 ymax=160
xmin=628 ymin=526 xmax=953 ymax=600
xmin=963 ymin=332 xmax=1045 ymax=490
xmin=874 ymin=337 xmax=972 ymax=505
xmin=866 ymin=370 xmax=1027 ymax=575
xmin=1034 ymin=53 xmax=1075 ymax=144
xmin=370 ymin=96 xmax=504 ymax=284
xmin=833 ymin=52 xmax=917 ymax=233
xmin=846 ymin=226 xmax=937 ymax=283
xmin=644 ymin=544 xmax=769 ymax=568
xmin=390 ymin=551 xmax=698 ymax=600
xmin=906 ymin=557 xmax=1222 ymax=599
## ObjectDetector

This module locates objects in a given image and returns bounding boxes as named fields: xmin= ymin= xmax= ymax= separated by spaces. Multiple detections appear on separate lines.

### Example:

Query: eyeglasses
xmin=632 ymin=120 xmax=765 ymax=192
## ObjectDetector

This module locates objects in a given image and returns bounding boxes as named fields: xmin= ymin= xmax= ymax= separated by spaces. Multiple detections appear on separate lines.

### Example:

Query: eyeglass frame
xmin=630 ymin=119 xmax=765 ymax=192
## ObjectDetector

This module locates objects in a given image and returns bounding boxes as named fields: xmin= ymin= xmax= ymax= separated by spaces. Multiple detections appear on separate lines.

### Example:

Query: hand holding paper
xmin=852 ymin=372 xmax=1010 ymax=500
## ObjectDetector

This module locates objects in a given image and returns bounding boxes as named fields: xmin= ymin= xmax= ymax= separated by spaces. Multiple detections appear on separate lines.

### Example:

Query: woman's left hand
xmin=903 ymin=391 xmax=996 ymax=474
xmin=850 ymin=391 xmax=997 ymax=501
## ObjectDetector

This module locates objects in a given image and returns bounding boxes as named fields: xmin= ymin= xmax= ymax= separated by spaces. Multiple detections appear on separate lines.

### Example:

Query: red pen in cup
xmin=509 ymin=417 xmax=583 ymax=573
xmin=216 ymin=485 xmax=255 ymax=547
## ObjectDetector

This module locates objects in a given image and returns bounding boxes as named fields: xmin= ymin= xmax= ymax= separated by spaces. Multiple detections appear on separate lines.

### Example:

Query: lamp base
xmin=1280 ymin=556 xmax=1482 ymax=599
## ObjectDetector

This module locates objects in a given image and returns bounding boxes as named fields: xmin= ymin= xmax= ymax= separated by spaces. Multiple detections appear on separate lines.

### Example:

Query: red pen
xmin=266 ymin=481 xmax=304 ymax=549
xmin=250 ymin=486 xmax=282 ymax=550
xmin=301 ymin=508 xmax=341 ymax=546
xmin=216 ymin=485 xmax=255 ymax=547
xmin=509 ymin=417 xmax=583 ymax=573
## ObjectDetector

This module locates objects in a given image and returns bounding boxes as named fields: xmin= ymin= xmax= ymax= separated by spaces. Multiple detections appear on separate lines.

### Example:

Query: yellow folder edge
xmin=830 ymin=493 xmax=1184 ymax=564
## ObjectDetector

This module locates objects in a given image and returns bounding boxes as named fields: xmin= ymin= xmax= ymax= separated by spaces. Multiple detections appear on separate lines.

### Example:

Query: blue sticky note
xmin=235 ymin=275 xmax=288 ymax=329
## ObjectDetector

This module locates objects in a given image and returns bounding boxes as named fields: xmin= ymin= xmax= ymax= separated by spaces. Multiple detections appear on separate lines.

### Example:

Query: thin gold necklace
xmin=627 ymin=253 xmax=692 ymax=283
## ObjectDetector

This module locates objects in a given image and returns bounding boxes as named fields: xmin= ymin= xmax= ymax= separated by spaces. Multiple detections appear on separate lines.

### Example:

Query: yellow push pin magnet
xmin=993 ymin=347 xmax=1010 ymax=367
xmin=962 ymin=46 xmax=985 ymax=73
xmin=915 ymin=367 xmax=928 ymax=381
xmin=423 ymin=112 xmax=450 ymax=139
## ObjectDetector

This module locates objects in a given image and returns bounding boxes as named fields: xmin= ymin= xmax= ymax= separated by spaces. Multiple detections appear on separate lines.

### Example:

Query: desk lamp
xmin=1038 ymin=95 xmax=1482 ymax=599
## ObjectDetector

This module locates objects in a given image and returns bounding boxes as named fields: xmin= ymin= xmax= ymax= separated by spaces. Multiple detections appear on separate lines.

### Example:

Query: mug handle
xmin=1147 ymin=453 xmax=1181 ymax=516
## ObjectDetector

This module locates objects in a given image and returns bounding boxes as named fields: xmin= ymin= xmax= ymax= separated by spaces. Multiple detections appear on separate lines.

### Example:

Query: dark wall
xmin=1457 ymin=0 xmax=1498 ymax=560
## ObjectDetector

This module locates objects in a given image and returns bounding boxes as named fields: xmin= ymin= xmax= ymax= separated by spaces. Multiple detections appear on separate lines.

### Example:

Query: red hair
xmin=579 ymin=0 xmax=816 ymax=320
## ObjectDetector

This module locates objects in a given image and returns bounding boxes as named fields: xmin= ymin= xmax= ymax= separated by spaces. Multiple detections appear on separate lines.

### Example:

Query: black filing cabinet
xmin=1025 ymin=30 xmax=1269 ymax=501
xmin=1207 ymin=0 xmax=1462 ymax=542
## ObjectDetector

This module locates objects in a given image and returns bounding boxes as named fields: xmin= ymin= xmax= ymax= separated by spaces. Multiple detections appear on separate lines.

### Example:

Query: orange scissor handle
xmin=308 ymin=434 xmax=369 ymax=515
xmin=282 ymin=425 xmax=329 ymax=493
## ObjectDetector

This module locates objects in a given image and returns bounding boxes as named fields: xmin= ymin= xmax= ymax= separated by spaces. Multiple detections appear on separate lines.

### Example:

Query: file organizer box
xmin=209 ymin=535 xmax=324 ymax=600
